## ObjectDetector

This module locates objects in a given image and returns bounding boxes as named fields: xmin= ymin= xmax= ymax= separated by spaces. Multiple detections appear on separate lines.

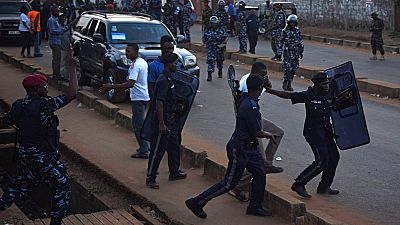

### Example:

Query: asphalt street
xmin=191 ymin=24 xmax=400 ymax=84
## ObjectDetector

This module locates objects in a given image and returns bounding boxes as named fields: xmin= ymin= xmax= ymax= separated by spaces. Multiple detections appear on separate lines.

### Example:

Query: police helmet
xmin=209 ymin=15 xmax=220 ymax=24
xmin=218 ymin=0 xmax=225 ymax=6
xmin=238 ymin=1 xmax=246 ymax=8
xmin=287 ymin=14 xmax=298 ymax=23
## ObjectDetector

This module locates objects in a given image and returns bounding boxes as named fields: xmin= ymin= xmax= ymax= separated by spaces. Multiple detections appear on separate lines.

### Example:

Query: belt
xmin=230 ymin=137 xmax=259 ymax=149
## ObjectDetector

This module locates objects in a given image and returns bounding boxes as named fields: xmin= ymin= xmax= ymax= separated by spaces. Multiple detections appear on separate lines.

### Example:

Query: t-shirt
xmin=19 ymin=13 xmax=30 ymax=32
xmin=239 ymin=74 xmax=266 ymax=94
xmin=128 ymin=57 xmax=150 ymax=101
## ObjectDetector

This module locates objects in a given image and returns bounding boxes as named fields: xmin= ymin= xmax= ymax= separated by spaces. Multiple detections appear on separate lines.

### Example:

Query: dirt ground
xmin=301 ymin=25 xmax=400 ymax=46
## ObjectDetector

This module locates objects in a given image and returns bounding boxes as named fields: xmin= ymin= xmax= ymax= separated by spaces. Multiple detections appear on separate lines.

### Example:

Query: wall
xmin=291 ymin=0 xmax=395 ymax=31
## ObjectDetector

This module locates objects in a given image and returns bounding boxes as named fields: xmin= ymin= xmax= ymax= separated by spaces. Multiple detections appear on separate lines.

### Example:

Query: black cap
xmin=162 ymin=52 xmax=178 ymax=64
xmin=311 ymin=72 xmax=331 ymax=84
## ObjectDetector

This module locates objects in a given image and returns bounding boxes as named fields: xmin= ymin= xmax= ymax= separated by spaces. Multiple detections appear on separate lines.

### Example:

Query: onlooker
xmin=246 ymin=9 xmax=259 ymax=54
xmin=369 ymin=12 xmax=385 ymax=61
xmin=48 ymin=7 xmax=65 ymax=79
xmin=100 ymin=44 xmax=151 ymax=159
xmin=28 ymin=3 xmax=43 ymax=57
xmin=41 ymin=0 xmax=52 ymax=40
xmin=19 ymin=6 xmax=32 ymax=58
xmin=59 ymin=13 xmax=73 ymax=81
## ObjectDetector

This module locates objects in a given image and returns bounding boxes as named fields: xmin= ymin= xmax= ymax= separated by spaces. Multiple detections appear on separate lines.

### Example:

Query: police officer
xmin=282 ymin=14 xmax=304 ymax=91
xmin=246 ymin=9 xmax=259 ymax=54
xmin=369 ymin=12 xmax=385 ymax=61
xmin=201 ymin=0 xmax=213 ymax=32
xmin=0 ymin=57 xmax=79 ymax=225
xmin=267 ymin=72 xmax=341 ymax=198
xmin=182 ymin=0 xmax=193 ymax=42
xmin=163 ymin=0 xmax=177 ymax=37
xmin=146 ymin=52 xmax=187 ymax=189
xmin=203 ymin=16 xmax=228 ymax=81
xmin=185 ymin=75 xmax=275 ymax=218
xmin=237 ymin=1 xmax=247 ymax=53
xmin=148 ymin=0 xmax=162 ymax=20
xmin=269 ymin=3 xmax=285 ymax=61
xmin=214 ymin=0 xmax=229 ymax=31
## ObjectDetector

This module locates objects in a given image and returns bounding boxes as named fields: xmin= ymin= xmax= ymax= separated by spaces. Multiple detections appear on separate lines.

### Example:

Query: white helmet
xmin=287 ymin=14 xmax=298 ymax=23
xmin=218 ymin=0 xmax=225 ymax=6
xmin=209 ymin=15 xmax=220 ymax=24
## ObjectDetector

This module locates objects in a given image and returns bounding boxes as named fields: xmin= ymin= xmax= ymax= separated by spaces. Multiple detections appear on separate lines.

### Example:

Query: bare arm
xmin=156 ymin=100 xmax=168 ymax=134
xmin=267 ymin=88 xmax=292 ymax=99
xmin=99 ymin=80 xmax=135 ymax=93
xmin=256 ymin=130 xmax=276 ymax=143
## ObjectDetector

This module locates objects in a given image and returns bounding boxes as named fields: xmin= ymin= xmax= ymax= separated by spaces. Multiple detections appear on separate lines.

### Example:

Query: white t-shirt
xmin=128 ymin=57 xmax=150 ymax=101
xmin=19 ymin=13 xmax=30 ymax=32
xmin=238 ymin=73 xmax=266 ymax=94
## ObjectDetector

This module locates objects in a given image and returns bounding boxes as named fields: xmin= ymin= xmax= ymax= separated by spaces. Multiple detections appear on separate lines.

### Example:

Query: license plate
xmin=8 ymin=31 xmax=20 ymax=35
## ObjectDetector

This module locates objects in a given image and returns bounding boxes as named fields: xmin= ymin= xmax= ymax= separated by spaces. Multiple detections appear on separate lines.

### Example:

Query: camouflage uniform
xmin=0 ymin=95 xmax=71 ymax=219
xmin=282 ymin=27 xmax=304 ymax=81
xmin=182 ymin=1 xmax=193 ymax=41
xmin=270 ymin=10 xmax=286 ymax=58
xmin=237 ymin=9 xmax=247 ymax=52
xmin=202 ymin=5 xmax=213 ymax=32
xmin=163 ymin=1 xmax=177 ymax=36
xmin=370 ymin=17 xmax=385 ymax=55
xmin=214 ymin=8 xmax=229 ymax=31
xmin=148 ymin=0 xmax=162 ymax=20
xmin=203 ymin=27 xmax=228 ymax=73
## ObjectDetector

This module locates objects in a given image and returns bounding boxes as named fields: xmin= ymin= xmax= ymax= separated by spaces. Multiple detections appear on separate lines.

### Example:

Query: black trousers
xmin=20 ymin=31 xmax=31 ymax=55
xmin=371 ymin=36 xmax=385 ymax=55
xmin=295 ymin=137 xmax=340 ymax=189
xmin=247 ymin=31 xmax=258 ymax=54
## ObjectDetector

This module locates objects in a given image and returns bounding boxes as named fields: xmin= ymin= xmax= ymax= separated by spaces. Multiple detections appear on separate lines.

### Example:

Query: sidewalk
xmin=191 ymin=24 xmax=400 ymax=84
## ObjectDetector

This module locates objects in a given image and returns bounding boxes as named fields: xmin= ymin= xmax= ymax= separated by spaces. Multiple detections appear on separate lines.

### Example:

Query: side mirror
xmin=176 ymin=35 xmax=185 ymax=43
xmin=93 ymin=33 xmax=105 ymax=43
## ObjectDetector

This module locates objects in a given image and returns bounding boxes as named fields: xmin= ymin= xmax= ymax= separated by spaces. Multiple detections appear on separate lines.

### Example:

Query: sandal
xmin=228 ymin=190 xmax=249 ymax=202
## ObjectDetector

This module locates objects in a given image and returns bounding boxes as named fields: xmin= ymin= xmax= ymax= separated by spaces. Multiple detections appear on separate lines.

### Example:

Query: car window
xmin=75 ymin=16 xmax=91 ymax=34
xmin=109 ymin=23 xmax=171 ymax=44
xmin=87 ymin=19 xmax=99 ymax=38
xmin=96 ymin=21 xmax=107 ymax=40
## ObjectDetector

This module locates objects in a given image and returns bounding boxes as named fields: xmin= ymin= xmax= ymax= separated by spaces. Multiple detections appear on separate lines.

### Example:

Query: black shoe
xmin=185 ymin=198 xmax=207 ymax=218
xmin=131 ymin=153 xmax=149 ymax=159
xmin=282 ymin=80 xmax=289 ymax=90
xmin=50 ymin=217 xmax=63 ymax=225
xmin=291 ymin=183 xmax=312 ymax=198
xmin=287 ymin=81 xmax=294 ymax=91
xmin=246 ymin=207 xmax=272 ymax=217
xmin=146 ymin=179 xmax=160 ymax=189
xmin=34 ymin=53 xmax=43 ymax=57
xmin=169 ymin=170 xmax=187 ymax=181
xmin=218 ymin=70 xmax=222 ymax=78
xmin=266 ymin=165 xmax=284 ymax=174
xmin=317 ymin=187 xmax=340 ymax=195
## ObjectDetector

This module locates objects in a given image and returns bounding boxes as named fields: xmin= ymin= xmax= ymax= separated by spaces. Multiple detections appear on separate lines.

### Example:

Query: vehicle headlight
xmin=121 ymin=55 xmax=132 ymax=65
xmin=184 ymin=55 xmax=196 ymax=67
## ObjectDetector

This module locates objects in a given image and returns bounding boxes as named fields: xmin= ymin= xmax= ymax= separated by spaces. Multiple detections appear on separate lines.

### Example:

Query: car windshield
xmin=110 ymin=23 xmax=172 ymax=44
xmin=0 ymin=2 xmax=26 ymax=14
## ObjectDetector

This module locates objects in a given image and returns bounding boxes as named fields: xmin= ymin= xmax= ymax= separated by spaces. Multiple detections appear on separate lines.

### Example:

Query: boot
xmin=218 ymin=69 xmax=222 ymax=78
xmin=207 ymin=72 xmax=212 ymax=81
xmin=379 ymin=54 xmax=385 ymax=61
xmin=369 ymin=54 xmax=377 ymax=60
xmin=287 ymin=80 xmax=294 ymax=91
xmin=282 ymin=80 xmax=289 ymax=90
xmin=50 ymin=217 xmax=63 ymax=225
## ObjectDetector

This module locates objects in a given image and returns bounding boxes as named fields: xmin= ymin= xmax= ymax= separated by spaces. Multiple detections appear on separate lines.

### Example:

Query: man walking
xmin=237 ymin=1 xmax=247 ymax=53
xmin=369 ymin=12 xmax=385 ymax=61
xmin=100 ymin=43 xmax=151 ymax=159
xmin=246 ymin=9 xmax=259 ymax=54
xmin=48 ymin=7 xmax=65 ymax=80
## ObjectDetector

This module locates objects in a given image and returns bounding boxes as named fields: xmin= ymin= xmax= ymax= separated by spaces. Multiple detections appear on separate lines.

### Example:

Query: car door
xmin=92 ymin=20 xmax=108 ymax=76
xmin=84 ymin=18 xmax=99 ymax=73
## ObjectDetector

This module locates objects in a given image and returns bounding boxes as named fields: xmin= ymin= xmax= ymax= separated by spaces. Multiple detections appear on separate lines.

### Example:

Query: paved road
xmin=1 ymin=44 xmax=399 ymax=224
xmin=191 ymin=24 xmax=400 ymax=84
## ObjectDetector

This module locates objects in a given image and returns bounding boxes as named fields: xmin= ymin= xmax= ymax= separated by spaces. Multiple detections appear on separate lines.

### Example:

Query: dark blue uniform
xmin=0 ymin=95 xmax=71 ymax=218
xmin=147 ymin=71 xmax=181 ymax=181
xmin=191 ymin=94 xmax=266 ymax=210
xmin=290 ymin=87 xmax=339 ymax=189
xmin=246 ymin=14 xmax=259 ymax=54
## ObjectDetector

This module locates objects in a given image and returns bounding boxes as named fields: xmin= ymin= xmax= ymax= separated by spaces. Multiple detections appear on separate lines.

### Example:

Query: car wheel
xmin=77 ymin=58 xmax=91 ymax=86
xmin=104 ymin=68 xmax=126 ymax=103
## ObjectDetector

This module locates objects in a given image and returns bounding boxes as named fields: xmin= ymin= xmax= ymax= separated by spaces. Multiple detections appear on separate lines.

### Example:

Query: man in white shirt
xmin=229 ymin=62 xmax=285 ymax=202
xmin=100 ymin=43 xmax=150 ymax=158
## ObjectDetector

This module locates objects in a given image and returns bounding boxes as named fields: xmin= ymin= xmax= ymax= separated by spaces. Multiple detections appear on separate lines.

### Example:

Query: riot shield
xmin=324 ymin=61 xmax=370 ymax=150
xmin=141 ymin=71 xmax=200 ymax=141
xmin=227 ymin=65 xmax=241 ymax=116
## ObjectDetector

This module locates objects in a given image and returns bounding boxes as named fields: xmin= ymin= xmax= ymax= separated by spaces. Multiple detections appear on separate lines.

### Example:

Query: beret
xmin=162 ymin=52 xmax=179 ymax=64
xmin=22 ymin=74 xmax=48 ymax=88
xmin=311 ymin=72 xmax=331 ymax=84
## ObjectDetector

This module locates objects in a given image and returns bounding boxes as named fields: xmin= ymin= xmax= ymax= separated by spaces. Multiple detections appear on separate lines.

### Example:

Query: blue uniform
xmin=148 ymin=0 xmax=162 ymax=20
xmin=162 ymin=1 xmax=177 ymax=36
xmin=214 ymin=8 xmax=229 ymax=31
xmin=282 ymin=27 xmax=304 ymax=81
xmin=191 ymin=94 xmax=266 ymax=210
xmin=237 ymin=9 xmax=247 ymax=52
xmin=290 ymin=88 xmax=339 ymax=190
xmin=270 ymin=10 xmax=285 ymax=58
xmin=203 ymin=27 xmax=228 ymax=73
xmin=246 ymin=14 xmax=259 ymax=54
xmin=0 ymin=95 xmax=71 ymax=218
xmin=147 ymin=71 xmax=181 ymax=182
xmin=182 ymin=2 xmax=193 ymax=41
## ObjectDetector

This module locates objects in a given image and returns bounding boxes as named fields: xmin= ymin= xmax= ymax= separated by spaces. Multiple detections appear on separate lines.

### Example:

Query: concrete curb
xmin=303 ymin=210 xmax=347 ymax=225
xmin=184 ymin=43 xmax=400 ymax=98
xmin=94 ymin=99 xmax=120 ymax=119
